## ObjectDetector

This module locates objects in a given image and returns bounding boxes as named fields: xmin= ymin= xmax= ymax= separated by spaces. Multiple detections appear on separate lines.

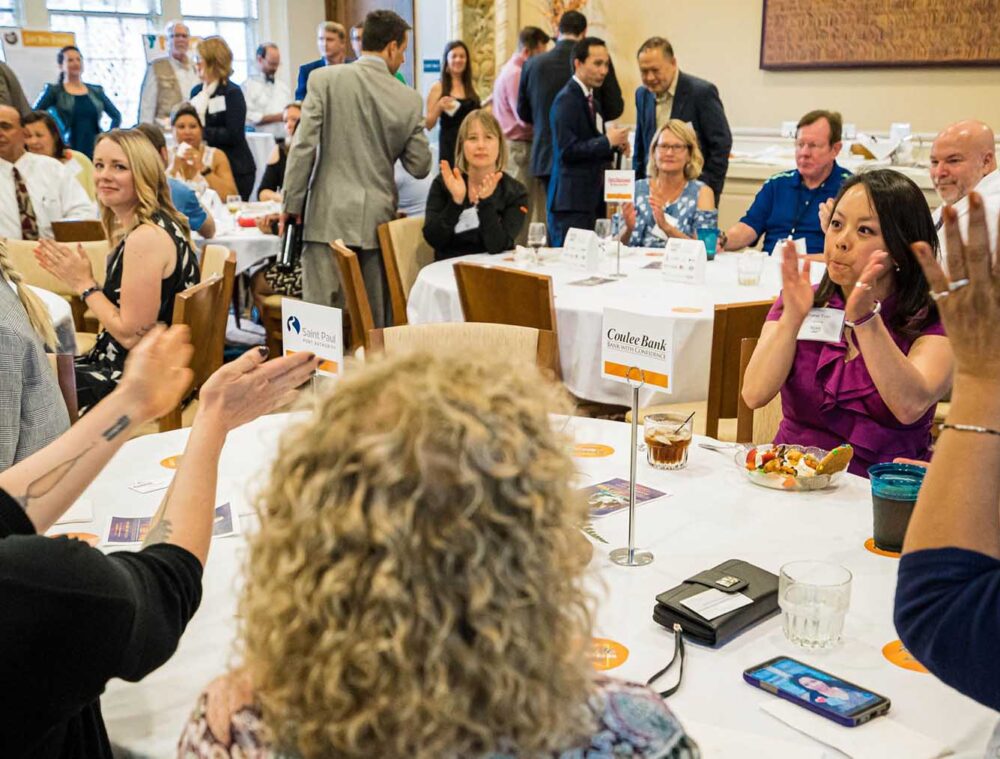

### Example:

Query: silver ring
xmin=856 ymin=282 xmax=872 ymax=291
xmin=929 ymin=290 xmax=950 ymax=302
xmin=948 ymin=278 xmax=970 ymax=292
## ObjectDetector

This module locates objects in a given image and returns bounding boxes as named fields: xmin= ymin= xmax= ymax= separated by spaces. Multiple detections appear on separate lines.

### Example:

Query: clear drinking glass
xmin=737 ymin=251 xmax=765 ymax=286
xmin=779 ymin=561 xmax=852 ymax=649
xmin=594 ymin=218 xmax=612 ymax=253
xmin=226 ymin=194 xmax=242 ymax=216
xmin=526 ymin=222 xmax=546 ymax=264
xmin=643 ymin=412 xmax=693 ymax=470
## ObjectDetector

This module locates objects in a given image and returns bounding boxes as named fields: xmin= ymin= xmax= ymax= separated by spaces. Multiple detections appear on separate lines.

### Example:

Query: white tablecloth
xmin=407 ymin=251 xmax=825 ymax=407
xmin=58 ymin=413 xmax=995 ymax=757
xmin=205 ymin=223 xmax=281 ymax=276
xmin=26 ymin=284 xmax=75 ymax=354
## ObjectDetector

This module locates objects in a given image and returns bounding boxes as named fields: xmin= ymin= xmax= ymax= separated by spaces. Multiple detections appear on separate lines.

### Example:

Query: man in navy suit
xmin=296 ymin=21 xmax=348 ymax=100
xmin=548 ymin=38 xmax=630 ymax=247
xmin=632 ymin=36 xmax=731 ymax=203
xmin=516 ymin=11 xmax=623 ymax=200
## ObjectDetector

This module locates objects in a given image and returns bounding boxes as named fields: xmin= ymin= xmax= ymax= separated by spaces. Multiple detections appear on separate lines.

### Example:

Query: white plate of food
xmin=737 ymin=444 xmax=853 ymax=491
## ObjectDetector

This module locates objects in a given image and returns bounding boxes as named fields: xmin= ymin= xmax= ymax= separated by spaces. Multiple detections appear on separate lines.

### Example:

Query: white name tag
xmin=680 ymin=588 xmax=754 ymax=621
xmin=454 ymin=206 xmax=480 ymax=235
xmin=208 ymin=95 xmax=227 ymax=114
xmin=797 ymin=307 xmax=846 ymax=343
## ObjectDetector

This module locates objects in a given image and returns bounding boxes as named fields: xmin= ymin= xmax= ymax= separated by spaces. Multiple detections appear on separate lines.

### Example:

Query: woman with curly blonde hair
xmin=178 ymin=350 xmax=697 ymax=758
xmin=36 ymin=128 xmax=199 ymax=412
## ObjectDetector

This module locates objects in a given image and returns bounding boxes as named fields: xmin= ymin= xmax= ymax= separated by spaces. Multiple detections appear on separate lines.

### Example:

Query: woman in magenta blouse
xmin=742 ymin=170 xmax=954 ymax=476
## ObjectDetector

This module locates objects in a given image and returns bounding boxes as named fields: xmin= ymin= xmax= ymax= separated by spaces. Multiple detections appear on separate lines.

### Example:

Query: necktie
xmin=13 ymin=167 xmax=38 ymax=241
xmin=265 ymin=75 xmax=275 ymax=84
xmin=587 ymin=92 xmax=595 ymax=121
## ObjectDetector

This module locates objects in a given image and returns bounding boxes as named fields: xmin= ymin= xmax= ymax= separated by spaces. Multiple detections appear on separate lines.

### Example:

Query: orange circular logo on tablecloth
xmin=864 ymin=537 xmax=900 ymax=558
xmin=160 ymin=455 xmax=182 ymax=469
xmin=574 ymin=443 xmax=615 ymax=458
xmin=590 ymin=638 xmax=629 ymax=671
xmin=671 ymin=307 xmax=703 ymax=314
xmin=51 ymin=532 xmax=100 ymax=547
xmin=882 ymin=640 xmax=929 ymax=673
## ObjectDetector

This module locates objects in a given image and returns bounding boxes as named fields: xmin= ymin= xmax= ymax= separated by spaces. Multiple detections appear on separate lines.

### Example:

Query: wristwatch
xmin=200 ymin=166 xmax=212 ymax=176
xmin=80 ymin=284 xmax=100 ymax=301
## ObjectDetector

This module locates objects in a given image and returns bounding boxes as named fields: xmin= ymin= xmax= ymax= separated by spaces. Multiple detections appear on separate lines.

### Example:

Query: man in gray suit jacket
xmin=282 ymin=10 xmax=430 ymax=326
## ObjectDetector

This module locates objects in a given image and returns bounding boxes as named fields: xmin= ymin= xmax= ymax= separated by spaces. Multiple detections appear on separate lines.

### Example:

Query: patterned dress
xmin=613 ymin=179 xmax=718 ymax=247
xmin=177 ymin=676 xmax=699 ymax=758
xmin=74 ymin=212 xmax=199 ymax=413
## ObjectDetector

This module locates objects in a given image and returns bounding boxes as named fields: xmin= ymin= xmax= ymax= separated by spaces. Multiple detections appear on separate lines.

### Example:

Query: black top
xmin=257 ymin=143 xmax=287 ymax=200
xmin=190 ymin=79 xmax=256 ymax=199
xmin=438 ymin=95 xmax=480 ymax=167
xmin=423 ymin=172 xmax=528 ymax=260
xmin=0 ymin=489 xmax=203 ymax=758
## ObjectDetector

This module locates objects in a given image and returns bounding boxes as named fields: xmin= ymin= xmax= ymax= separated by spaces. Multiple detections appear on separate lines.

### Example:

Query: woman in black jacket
xmin=190 ymin=36 xmax=255 ymax=200
xmin=423 ymin=109 xmax=528 ymax=261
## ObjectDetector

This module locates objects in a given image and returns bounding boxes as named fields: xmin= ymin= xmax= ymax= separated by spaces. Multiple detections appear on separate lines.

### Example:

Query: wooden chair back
xmin=159 ymin=251 xmax=235 ymax=431
xmin=260 ymin=293 xmax=287 ymax=359
xmin=377 ymin=216 xmax=435 ymax=326
xmin=200 ymin=244 xmax=231 ymax=282
xmin=736 ymin=337 xmax=784 ymax=444
xmin=331 ymin=240 xmax=374 ymax=353
xmin=368 ymin=323 xmax=559 ymax=377
xmin=51 ymin=219 xmax=106 ymax=242
xmin=46 ymin=353 xmax=78 ymax=424
xmin=705 ymin=299 xmax=774 ymax=438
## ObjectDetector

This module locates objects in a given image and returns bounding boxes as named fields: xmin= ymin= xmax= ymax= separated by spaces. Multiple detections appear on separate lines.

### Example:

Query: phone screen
xmin=746 ymin=658 xmax=884 ymax=718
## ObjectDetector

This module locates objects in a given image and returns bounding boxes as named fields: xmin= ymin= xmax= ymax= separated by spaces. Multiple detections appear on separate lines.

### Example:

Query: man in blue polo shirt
xmin=721 ymin=110 xmax=850 ymax=255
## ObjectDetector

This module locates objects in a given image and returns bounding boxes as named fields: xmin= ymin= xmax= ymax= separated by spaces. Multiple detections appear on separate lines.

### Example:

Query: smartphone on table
xmin=744 ymin=656 xmax=891 ymax=727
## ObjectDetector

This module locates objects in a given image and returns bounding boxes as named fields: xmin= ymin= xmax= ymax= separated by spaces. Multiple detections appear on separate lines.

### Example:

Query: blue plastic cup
xmin=697 ymin=227 xmax=719 ymax=261
xmin=867 ymin=463 xmax=927 ymax=552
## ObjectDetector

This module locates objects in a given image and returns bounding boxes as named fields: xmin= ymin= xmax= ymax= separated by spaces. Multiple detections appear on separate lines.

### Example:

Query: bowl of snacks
xmin=737 ymin=443 xmax=853 ymax=491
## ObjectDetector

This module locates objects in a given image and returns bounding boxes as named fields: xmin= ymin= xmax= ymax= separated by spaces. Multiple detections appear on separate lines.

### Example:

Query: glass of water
xmin=779 ymin=561 xmax=852 ymax=649
xmin=737 ymin=251 xmax=765 ymax=285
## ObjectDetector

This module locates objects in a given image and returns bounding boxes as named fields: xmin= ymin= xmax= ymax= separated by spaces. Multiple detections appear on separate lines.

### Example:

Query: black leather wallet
xmin=652 ymin=559 xmax=780 ymax=647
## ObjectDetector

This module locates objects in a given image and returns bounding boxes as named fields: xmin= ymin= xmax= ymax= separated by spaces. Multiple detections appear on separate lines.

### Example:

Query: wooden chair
xmin=51 ymin=219 xmax=106 ymax=242
xmin=628 ymin=299 xmax=774 ymax=440
xmin=736 ymin=337 xmax=783 ymax=444
xmin=452 ymin=261 xmax=561 ymax=379
xmin=46 ymin=353 xmax=78 ymax=424
xmin=368 ymin=323 xmax=559 ymax=376
xmin=200 ymin=244 xmax=231 ymax=281
xmin=260 ymin=293 xmax=287 ymax=358
xmin=5 ymin=239 xmax=109 ymax=332
xmin=377 ymin=216 xmax=435 ymax=326
xmin=158 ymin=251 xmax=236 ymax=432
xmin=330 ymin=240 xmax=374 ymax=354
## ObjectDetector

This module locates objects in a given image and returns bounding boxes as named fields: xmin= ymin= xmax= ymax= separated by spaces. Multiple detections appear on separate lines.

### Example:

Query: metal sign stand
xmin=610 ymin=366 xmax=653 ymax=566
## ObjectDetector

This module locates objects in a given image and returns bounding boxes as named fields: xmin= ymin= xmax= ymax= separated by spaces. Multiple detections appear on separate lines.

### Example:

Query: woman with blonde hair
xmin=35 ymin=128 xmax=199 ymax=412
xmin=617 ymin=119 xmax=716 ymax=245
xmin=423 ymin=109 xmax=529 ymax=260
xmin=0 ymin=239 xmax=68 ymax=470
xmin=178 ymin=349 xmax=697 ymax=758
xmin=191 ymin=36 xmax=255 ymax=200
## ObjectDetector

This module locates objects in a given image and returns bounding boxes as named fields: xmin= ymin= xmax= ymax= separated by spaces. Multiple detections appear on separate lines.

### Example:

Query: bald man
xmin=930 ymin=120 xmax=999 ymax=252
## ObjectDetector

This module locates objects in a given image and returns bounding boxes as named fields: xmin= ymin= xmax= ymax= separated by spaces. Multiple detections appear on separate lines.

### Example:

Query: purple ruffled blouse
xmin=767 ymin=287 xmax=946 ymax=478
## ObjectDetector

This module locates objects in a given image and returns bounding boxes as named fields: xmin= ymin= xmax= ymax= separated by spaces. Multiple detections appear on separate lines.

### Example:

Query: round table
xmin=205 ymin=221 xmax=281 ymax=276
xmin=25 ymin=284 xmax=76 ymax=355
xmin=406 ymin=250 xmax=825 ymax=407
xmin=48 ymin=413 xmax=995 ymax=757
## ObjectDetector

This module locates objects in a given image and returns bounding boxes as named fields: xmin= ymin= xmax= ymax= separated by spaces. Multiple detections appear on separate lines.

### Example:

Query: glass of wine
xmin=526 ymin=222 xmax=546 ymax=265
xmin=226 ymin=194 xmax=242 ymax=216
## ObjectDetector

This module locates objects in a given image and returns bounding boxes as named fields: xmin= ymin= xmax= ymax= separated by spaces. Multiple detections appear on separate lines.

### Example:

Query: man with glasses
xmin=138 ymin=20 xmax=199 ymax=126
xmin=721 ymin=109 xmax=850 ymax=255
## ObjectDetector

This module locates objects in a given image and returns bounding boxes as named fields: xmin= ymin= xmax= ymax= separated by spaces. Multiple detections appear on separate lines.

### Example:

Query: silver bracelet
xmin=844 ymin=299 xmax=881 ymax=329
xmin=939 ymin=422 xmax=1000 ymax=437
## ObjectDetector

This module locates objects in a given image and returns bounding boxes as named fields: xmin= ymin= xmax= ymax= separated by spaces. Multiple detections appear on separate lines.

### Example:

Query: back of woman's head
xmin=0 ymin=240 xmax=56 ymax=349
xmin=196 ymin=36 xmax=233 ymax=83
xmin=23 ymin=111 xmax=67 ymax=158
xmin=241 ymin=349 xmax=595 ymax=759
xmin=95 ymin=128 xmax=190 ymax=245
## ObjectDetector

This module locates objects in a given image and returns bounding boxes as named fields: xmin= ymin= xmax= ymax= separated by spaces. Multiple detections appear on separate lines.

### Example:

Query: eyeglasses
xmin=656 ymin=143 xmax=689 ymax=153
xmin=795 ymin=141 xmax=829 ymax=152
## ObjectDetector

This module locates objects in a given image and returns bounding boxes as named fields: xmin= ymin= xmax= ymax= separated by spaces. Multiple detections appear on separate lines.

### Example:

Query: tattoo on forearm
xmin=102 ymin=415 xmax=131 ymax=442
xmin=142 ymin=517 xmax=173 ymax=547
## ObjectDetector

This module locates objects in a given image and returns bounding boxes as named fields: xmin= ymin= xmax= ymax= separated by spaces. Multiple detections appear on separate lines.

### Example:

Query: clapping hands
xmin=440 ymin=160 xmax=466 ymax=205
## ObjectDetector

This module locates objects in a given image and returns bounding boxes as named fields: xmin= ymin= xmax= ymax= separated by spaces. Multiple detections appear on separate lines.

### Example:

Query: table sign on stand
xmin=563 ymin=228 xmax=601 ymax=271
xmin=661 ymin=238 xmax=707 ymax=285
xmin=601 ymin=308 xmax=675 ymax=567
xmin=604 ymin=169 xmax=635 ymax=280
xmin=281 ymin=298 xmax=343 ymax=380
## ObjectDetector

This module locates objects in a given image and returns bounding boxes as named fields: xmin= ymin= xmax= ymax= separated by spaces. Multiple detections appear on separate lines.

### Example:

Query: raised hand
xmin=622 ymin=201 xmax=637 ymax=231
xmin=439 ymin=160 xmax=467 ymax=205
xmin=474 ymin=171 xmax=503 ymax=203
xmin=34 ymin=239 xmax=97 ymax=294
xmin=778 ymin=239 xmax=815 ymax=324
xmin=818 ymin=197 xmax=835 ymax=234
xmin=844 ymin=250 xmax=888 ymax=324
xmin=116 ymin=325 xmax=195 ymax=422
xmin=607 ymin=125 xmax=629 ymax=149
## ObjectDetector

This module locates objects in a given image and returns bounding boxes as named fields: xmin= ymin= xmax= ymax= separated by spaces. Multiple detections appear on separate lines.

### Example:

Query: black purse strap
xmin=646 ymin=622 xmax=686 ymax=698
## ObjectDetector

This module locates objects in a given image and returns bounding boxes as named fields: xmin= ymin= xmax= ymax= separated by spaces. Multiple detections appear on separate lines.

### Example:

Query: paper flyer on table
xmin=281 ymin=298 xmax=343 ymax=379
xmin=581 ymin=478 xmax=669 ymax=518
xmin=601 ymin=308 xmax=674 ymax=392
xmin=103 ymin=503 xmax=240 ymax=545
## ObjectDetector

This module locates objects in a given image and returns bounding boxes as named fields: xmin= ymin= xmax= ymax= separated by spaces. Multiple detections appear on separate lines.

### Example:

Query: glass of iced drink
xmin=643 ymin=412 xmax=693 ymax=470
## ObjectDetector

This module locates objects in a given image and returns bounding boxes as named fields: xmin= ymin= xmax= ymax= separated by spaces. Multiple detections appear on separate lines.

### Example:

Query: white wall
xmin=414 ymin=0 xmax=450 ymax=103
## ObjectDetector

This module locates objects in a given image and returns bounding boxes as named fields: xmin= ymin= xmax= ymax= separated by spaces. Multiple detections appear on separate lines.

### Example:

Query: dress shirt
xmin=0 ymin=152 xmax=95 ymax=240
xmin=492 ymin=51 xmax=532 ymax=142
xmin=241 ymin=75 xmax=292 ymax=138
xmin=138 ymin=56 xmax=200 ymax=124
xmin=654 ymin=70 xmax=678 ymax=132
xmin=933 ymin=167 xmax=1000 ymax=256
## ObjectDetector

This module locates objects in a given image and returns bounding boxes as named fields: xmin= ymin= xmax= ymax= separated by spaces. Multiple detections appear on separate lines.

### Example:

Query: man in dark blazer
xmin=295 ymin=21 xmax=348 ymax=100
xmin=632 ymin=36 xmax=732 ymax=203
xmin=547 ymin=38 xmax=630 ymax=247
xmin=517 ymin=10 xmax=623 ymax=195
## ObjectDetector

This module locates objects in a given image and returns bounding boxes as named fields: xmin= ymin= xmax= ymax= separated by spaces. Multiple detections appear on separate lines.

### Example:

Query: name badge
xmin=797 ymin=307 xmax=845 ymax=343
xmin=774 ymin=237 xmax=807 ymax=256
xmin=454 ymin=206 xmax=480 ymax=235
xmin=208 ymin=96 xmax=227 ymax=114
